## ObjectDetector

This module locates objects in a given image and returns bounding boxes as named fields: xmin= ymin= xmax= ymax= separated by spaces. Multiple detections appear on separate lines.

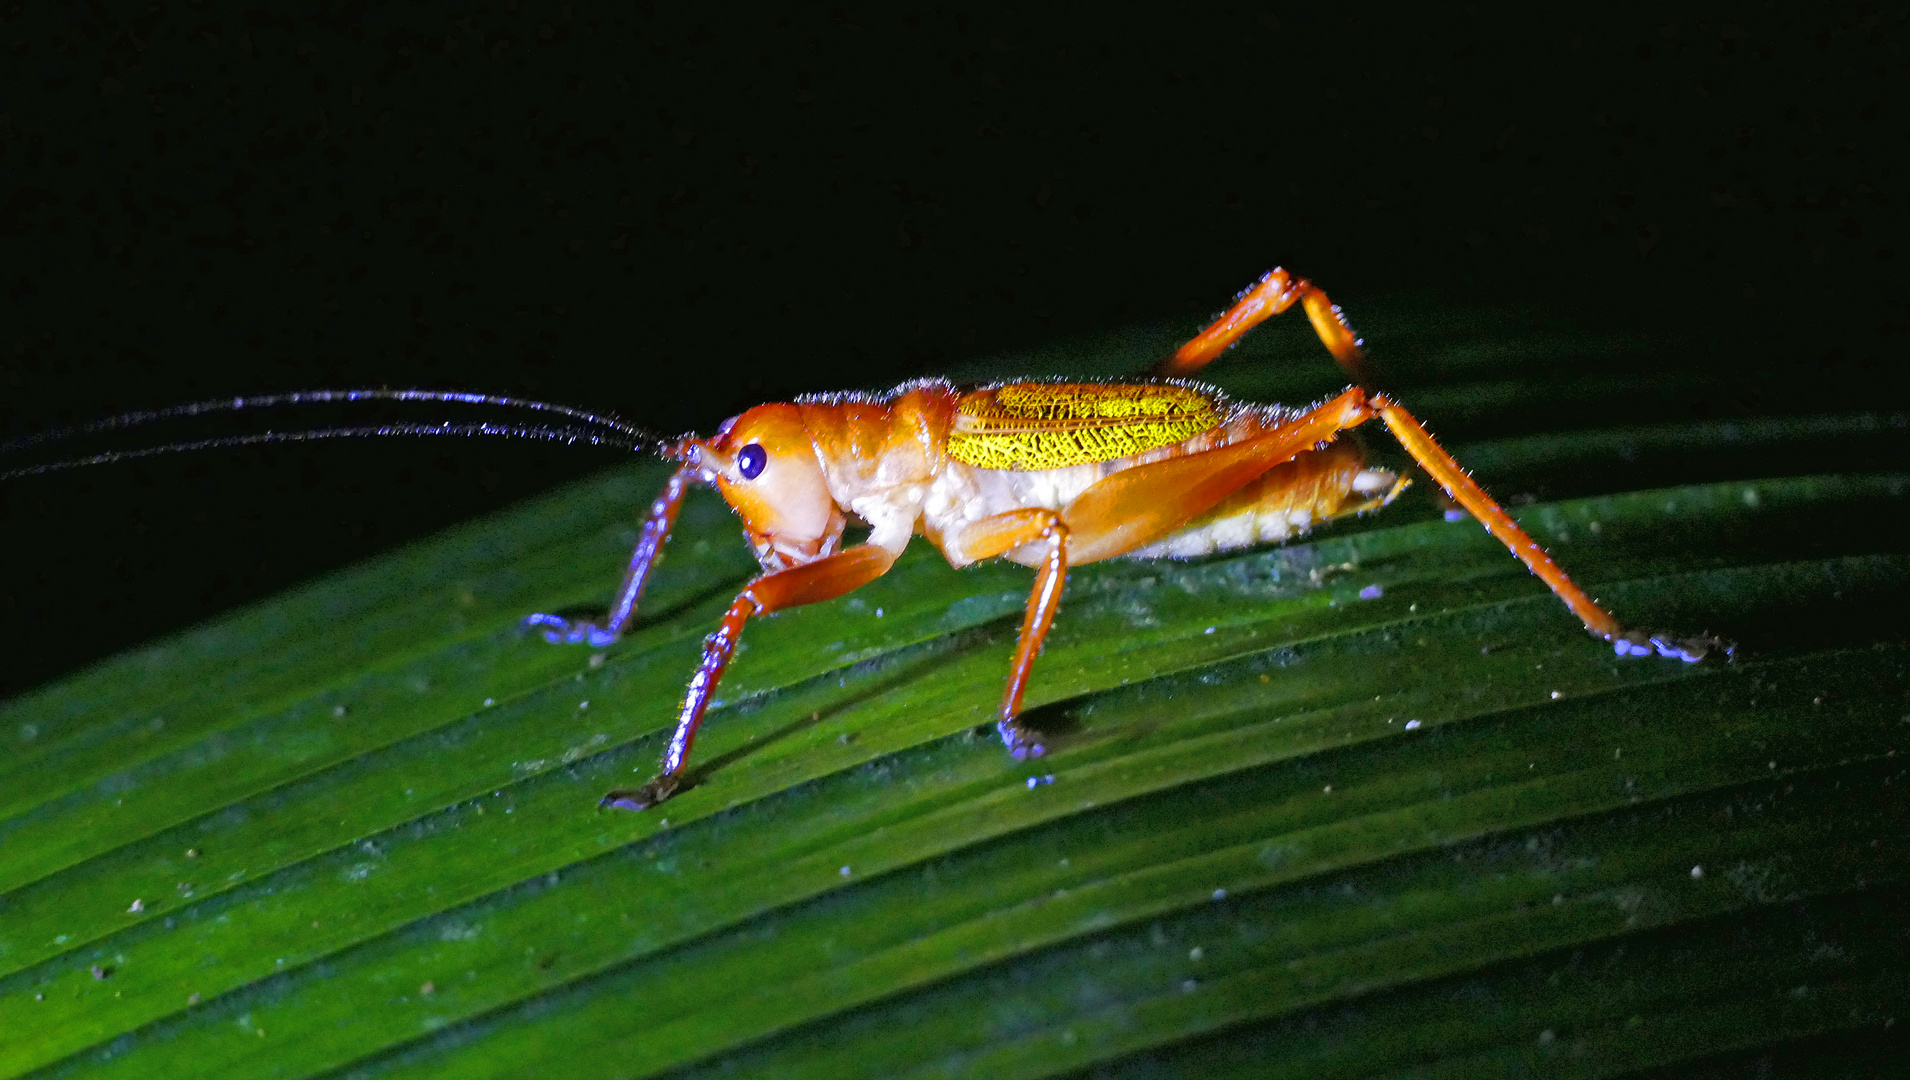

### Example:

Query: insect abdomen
xmin=1127 ymin=444 xmax=1405 ymax=559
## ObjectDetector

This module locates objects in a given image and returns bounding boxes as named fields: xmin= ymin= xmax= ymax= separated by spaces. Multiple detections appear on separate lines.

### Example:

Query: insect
xmin=520 ymin=267 xmax=1728 ymax=811
xmin=4 ymin=266 xmax=1727 ymax=811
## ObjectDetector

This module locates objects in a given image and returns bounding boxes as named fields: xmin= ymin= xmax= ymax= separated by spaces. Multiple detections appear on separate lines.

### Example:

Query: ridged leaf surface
xmin=3 ymin=302 xmax=1906 ymax=1078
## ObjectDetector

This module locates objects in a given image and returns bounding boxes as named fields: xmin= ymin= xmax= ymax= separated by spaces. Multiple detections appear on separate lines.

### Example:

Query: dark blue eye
xmin=737 ymin=443 xmax=767 ymax=480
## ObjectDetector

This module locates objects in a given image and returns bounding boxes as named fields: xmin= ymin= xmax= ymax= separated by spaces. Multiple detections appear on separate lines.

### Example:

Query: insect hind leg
xmin=1156 ymin=267 xmax=1372 ymax=386
xmin=1161 ymin=270 xmax=1726 ymax=662
xmin=1366 ymin=392 xmax=1731 ymax=662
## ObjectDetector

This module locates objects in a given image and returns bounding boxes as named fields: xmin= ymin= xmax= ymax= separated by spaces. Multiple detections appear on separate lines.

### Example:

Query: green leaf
xmin=3 ymin=301 xmax=1907 ymax=1079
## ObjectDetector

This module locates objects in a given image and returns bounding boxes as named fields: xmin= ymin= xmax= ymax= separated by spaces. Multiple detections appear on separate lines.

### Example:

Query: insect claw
xmin=1653 ymin=636 xmax=1706 ymax=662
xmin=1650 ymin=632 xmax=1734 ymax=663
xmin=522 ymin=612 xmax=622 ymax=647
xmin=1612 ymin=635 xmax=1656 ymax=659
xmin=1610 ymin=629 xmax=1734 ymax=664
xmin=996 ymin=719 xmax=1046 ymax=760
xmin=598 ymin=774 xmax=682 ymax=812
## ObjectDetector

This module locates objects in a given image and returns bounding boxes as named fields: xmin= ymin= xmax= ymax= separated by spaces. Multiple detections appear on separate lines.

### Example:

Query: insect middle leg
xmin=600 ymin=542 xmax=900 ymax=810
xmin=943 ymin=407 xmax=1389 ymax=756
xmin=944 ymin=509 xmax=1071 ymax=757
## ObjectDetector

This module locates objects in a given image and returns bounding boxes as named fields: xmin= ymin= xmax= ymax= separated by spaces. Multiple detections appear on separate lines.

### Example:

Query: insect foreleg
xmin=527 ymin=462 xmax=695 ymax=646
xmin=600 ymin=542 xmax=901 ymax=811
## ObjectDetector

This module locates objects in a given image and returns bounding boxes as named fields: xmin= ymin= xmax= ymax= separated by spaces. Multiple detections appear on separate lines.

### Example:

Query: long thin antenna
xmin=0 ymin=388 xmax=662 ymax=456
xmin=0 ymin=421 xmax=650 ymax=481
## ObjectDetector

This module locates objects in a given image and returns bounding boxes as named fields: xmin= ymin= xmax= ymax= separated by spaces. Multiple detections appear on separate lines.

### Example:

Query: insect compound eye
xmin=736 ymin=443 xmax=768 ymax=480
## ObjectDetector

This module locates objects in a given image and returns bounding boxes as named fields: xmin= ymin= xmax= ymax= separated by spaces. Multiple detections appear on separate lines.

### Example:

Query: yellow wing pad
xmin=948 ymin=382 xmax=1224 ymax=471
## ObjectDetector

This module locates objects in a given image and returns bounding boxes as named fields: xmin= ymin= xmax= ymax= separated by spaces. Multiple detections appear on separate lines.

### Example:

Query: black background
xmin=2 ymin=2 xmax=1903 ymax=698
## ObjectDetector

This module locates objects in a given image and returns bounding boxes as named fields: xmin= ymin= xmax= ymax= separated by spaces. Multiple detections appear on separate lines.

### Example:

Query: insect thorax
xmin=947 ymin=382 xmax=1224 ymax=471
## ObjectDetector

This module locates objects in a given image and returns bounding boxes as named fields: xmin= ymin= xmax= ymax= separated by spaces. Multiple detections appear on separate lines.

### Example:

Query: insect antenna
xmin=0 ymin=421 xmax=658 ymax=481
xmin=2 ymin=387 xmax=661 ymax=452
xmin=0 ymin=388 xmax=677 ymax=481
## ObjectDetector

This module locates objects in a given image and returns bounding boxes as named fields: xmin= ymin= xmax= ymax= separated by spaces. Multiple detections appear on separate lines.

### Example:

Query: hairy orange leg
xmin=1364 ymin=395 xmax=1614 ymax=638
xmin=1089 ymin=387 xmax=1719 ymax=661
xmin=526 ymin=461 xmax=695 ymax=645
xmin=601 ymin=543 xmax=900 ymax=810
xmin=1362 ymin=394 xmax=1722 ymax=660
xmin=1160 ymin=277 xmax=1723 ymax=661
xmin=1157 ymin=267 xmax=1370 ymax=384
xmin=946 ymin=509 xmax=1072 ymax=757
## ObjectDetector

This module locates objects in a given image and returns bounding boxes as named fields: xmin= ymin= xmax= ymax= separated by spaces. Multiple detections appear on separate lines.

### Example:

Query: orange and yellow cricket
xmin=516 ymin=267 xmax=1728 ymax=811
xmin=2 ymin=265 xmax=1729 ymax=809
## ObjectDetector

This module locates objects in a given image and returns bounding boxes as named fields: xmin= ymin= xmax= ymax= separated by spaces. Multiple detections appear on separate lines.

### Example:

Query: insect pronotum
xmin=5 ymin=267 xmax=1727 ymax=811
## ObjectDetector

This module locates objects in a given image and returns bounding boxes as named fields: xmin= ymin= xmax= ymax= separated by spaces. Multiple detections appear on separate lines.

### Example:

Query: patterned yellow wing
xmin=947 ymin=382 xmax=1224 ymax=471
